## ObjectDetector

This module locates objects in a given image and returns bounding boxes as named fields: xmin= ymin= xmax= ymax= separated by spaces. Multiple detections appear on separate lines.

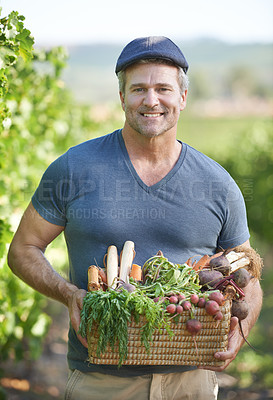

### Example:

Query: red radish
xmin=177 ymin=293 xmax=186 ymax=302
xmin=182 ymin=300 xmax=192 ymax=311
xmin=186 ymin=319 xmax=202 ymax=335
xmin=153 ymin=297 xmax=160 ymax=303
xmin=166 ymin=304 xmax=177 ymax=314
xmin=176 ymin=305 xmax=183 ymax=314
xmin=169 ymin=295 xmax=178 ymax=304
xmin=197 ymin=297 xmax=206 ymax=308
xmin=214 ymin=311 xmax=223 ymax=321
xmin=186 ymin=319 xmax=202 ymax=355
xmin=190 ymin=294 xmax=199 ymax=304
xmin=205 ymin=300 xmax=220 ymax=316
xmin=208 ymin=291 xmax=224 ymax=306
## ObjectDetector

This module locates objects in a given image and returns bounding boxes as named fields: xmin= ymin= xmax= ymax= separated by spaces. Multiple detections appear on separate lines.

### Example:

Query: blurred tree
xmin=0 ymin=10 xmax=99 ymax=365
xmin=187 ymin=69 xmax=214 ymax=99
xmin=221 ymin=121 xmax=273 ymax=246
xmin=215 ymin=120 xmax=273 ymax=389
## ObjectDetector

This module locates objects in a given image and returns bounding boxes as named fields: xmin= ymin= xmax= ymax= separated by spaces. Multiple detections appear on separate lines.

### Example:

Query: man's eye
xmin=159 ymin=88 xmax=170 ymax=92
xmin=134 ymin=88 xmax=144 ymax=92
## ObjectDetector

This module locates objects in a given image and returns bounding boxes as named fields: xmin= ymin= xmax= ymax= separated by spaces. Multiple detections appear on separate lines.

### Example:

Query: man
xmin=8 ymin=37 xmax=262 ymax=399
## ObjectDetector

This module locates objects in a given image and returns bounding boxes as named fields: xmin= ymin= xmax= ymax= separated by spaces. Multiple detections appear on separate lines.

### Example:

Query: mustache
xmin=137 ymin=106 xmax=167 ymax=114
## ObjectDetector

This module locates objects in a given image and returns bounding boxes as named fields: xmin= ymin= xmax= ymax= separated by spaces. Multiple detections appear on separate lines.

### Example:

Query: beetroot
xmin=232 ymin=268 xmax=251 ymax=288
xmin=209 ymin=254 xmax=231 ymax=275
xmin=208 ymin=291 xmax=224 ymax=306
xmin=186 ymin=319 xmax=202 ymax=335
xmin=231 ymin=299 xmax=249 ymax=320
xmin=198 ymin=270 xmax=223 ymax=287
xmin=205 ymin=300 xmax=220 ymax=316
xmin=118 ymin=282 xmax=136 ymax=292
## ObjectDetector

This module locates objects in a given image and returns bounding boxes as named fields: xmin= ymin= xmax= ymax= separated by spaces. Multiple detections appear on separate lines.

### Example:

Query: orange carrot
xmin=98 ymin=267 xmax=107 ymax=284
xmin=129 ymin=264 xmax=142 ymax=281
xmin=193 ymin=255 xmax=210 ymax=271
xmin=186 ymin=256 xmax=193 ymax=267
xmin=88 ymin=265 xmax=100 ymax=291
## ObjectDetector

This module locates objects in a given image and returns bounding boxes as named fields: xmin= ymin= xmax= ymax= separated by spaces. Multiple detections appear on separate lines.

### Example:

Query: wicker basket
xmin=87 ymin=300 xmax=231 ymax=367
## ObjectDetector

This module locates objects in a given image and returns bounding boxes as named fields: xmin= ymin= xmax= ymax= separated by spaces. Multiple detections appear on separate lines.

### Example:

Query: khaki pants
xmin=64 ymin=369 xmax=218 ymax=400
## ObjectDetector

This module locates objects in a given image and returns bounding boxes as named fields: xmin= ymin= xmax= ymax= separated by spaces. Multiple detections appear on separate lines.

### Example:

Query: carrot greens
xmin=79 ymin=288 xmax=171 ymax=366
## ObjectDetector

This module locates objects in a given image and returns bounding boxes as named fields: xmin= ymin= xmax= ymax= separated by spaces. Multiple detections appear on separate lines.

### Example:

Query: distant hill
xmin=61 ymin=39 xmax=273 ymax=104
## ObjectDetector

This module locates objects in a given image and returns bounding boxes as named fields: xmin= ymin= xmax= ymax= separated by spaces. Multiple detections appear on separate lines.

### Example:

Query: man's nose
xmin=142 ymin=89 xmax=159 ymax=107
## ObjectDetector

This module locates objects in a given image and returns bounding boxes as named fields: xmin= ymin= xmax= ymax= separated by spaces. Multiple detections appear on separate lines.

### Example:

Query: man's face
xmin=120 ymin=63 xmax=187 ymax=138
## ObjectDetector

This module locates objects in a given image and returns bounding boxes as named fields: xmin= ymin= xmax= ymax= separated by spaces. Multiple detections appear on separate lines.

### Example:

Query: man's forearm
xmin=239 ymin=278 xmax=263 ymax=344
xmin=8 ymin=242 xmax=78 ymax=307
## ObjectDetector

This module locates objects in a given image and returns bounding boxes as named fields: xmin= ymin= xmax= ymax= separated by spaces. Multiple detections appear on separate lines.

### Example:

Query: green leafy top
xmin=0 ymin=10 xmax=34 ymax=99
xmin=79 ymin=288 xmax=173 ymax=366
xmin=139 ymin=255 xmax=201 ymax=298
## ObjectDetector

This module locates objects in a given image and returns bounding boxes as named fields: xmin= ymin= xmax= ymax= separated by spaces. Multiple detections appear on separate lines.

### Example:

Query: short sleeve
xmin=31 ymin=153 xmax=70 ymax=227
xmin=217 ymin=179 xmax=250 ymax=249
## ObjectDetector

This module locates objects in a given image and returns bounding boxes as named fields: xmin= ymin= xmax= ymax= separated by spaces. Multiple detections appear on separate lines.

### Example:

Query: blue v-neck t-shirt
xmin=32 ymin=129 xmax=249 ymax=375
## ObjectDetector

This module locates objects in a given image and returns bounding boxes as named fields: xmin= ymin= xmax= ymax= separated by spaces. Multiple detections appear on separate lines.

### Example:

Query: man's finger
xmin=77 ymin=334 xmax=88 ymax=348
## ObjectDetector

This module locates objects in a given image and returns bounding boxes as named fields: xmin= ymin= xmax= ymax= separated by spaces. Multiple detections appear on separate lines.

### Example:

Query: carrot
xmin=87 ymin=265 xmax=100 ymax=291
xmin=193 ymin=254 xmax=210 ymax=271
xmin=186 ymin=254 xmax=200 ymax=268
xmin=186 ymin=256 xmax=193 ymax=267
xmin=129 ymin=264 xmax=142 ymax=281
xmin=98 ymin=267 xmax=107 ymax=284
xmin=106 ymin=245 xmax=119 ymax=289
xmin=119 ymin=241 xmax=135 ymax=283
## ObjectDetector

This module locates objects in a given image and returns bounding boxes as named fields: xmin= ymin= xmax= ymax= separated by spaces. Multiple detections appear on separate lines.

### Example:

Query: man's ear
xmin=180 ymin=90 xmax=187 ymax=111
xmin=119 ymin=91 xmax=125 ymax=111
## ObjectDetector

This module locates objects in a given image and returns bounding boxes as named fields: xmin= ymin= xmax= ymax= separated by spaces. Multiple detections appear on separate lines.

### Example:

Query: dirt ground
xmin=1 ymin=304 xmax=272 ymax=400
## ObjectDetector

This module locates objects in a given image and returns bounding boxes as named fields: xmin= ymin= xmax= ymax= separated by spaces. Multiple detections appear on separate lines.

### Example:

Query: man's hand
xmin=199 ymin=278 xmax=262 ymax=372
xmin=67 ymin=288 xmax=88 ymax=348
xmin=198 ymin=316 xmax=240 ymax=372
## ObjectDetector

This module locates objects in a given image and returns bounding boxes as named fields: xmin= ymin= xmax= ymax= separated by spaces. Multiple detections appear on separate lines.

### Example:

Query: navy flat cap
xmin=115 ymin=36 xmax=189 ymax=74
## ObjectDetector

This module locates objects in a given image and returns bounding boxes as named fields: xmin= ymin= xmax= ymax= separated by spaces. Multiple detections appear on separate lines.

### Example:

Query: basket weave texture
xmin=87 ymin=300 xmax=231 ymax=367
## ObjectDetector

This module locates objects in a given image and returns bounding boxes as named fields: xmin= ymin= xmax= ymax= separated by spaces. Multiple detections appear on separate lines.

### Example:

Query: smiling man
xmin=120 ymin=63 xmax=187 ymax=138
xmin=8 ymin=37 xmax=262 ymax=400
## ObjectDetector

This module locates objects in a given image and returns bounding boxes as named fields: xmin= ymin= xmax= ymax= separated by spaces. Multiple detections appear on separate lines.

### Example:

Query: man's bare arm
xmin=201 ymin=239 xmax=263 ymax=371
xmin=7 ymin=202 xmax=88 ymax=347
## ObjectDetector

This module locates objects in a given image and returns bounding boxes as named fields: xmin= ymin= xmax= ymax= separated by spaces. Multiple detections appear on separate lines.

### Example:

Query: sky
xmin=1 ymin=0 xmax=273 ymax=46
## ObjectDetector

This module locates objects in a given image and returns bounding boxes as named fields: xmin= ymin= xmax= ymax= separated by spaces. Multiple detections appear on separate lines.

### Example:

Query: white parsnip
xmin=119 ymin=241 xmax=135 ymax=283
xmin=225 ymin=251 xmax=250 ymax=273
xmin=226 ymin=251 xmax=245 ymax=263
xmin=106 ymin=245 xmax=119 ymax=288
xmin=230 ymin=257 xmax=250 ymax=272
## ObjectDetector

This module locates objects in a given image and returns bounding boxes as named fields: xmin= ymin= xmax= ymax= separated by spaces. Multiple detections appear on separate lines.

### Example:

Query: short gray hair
xmin=117 ymin=58 xmax=189 ymax=96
